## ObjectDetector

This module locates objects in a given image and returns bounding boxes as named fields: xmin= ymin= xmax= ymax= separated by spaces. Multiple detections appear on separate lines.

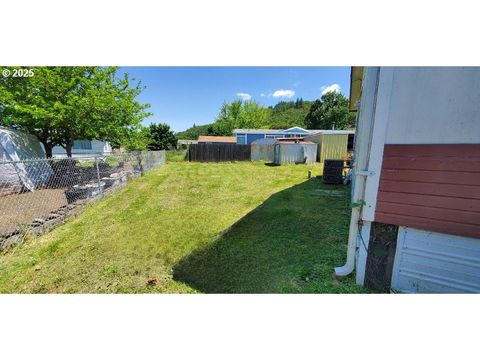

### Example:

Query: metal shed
xmin=251 ymin=138 xmax=276 ymax=162
xmin=304 ymin=130 xmax=354 ymax=163
xmin=273 ymin=141 xmax=317 ymax=164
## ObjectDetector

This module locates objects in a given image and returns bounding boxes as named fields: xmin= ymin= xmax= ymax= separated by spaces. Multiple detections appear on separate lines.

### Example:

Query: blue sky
xmin=120 ymin=67 xmax=351 ymax=133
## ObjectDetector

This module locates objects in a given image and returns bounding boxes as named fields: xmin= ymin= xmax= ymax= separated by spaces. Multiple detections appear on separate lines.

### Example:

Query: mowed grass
xmin=0 ymin=161 xmax=365 ymax=293
xmin=166 ymin=149 xmax=188 ymax=162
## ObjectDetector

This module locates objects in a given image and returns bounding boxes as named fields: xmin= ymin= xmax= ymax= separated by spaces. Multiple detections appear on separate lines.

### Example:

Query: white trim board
xmin=361 ymin=67 xmax=394 ymax=222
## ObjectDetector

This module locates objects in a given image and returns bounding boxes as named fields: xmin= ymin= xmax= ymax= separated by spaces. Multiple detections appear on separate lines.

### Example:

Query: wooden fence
xmin=188 ymin=143 xmax=251 ymax=162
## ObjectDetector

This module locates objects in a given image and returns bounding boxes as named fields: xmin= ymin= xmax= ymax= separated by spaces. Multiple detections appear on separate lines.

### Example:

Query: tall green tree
xmin=212 ymin=100 xmax=270 ymax=135
xmin=123 ymin=126 xmax=152 ymax=152
xmin=0 ymin=66 xmax=151 ymax=157
xmin=304 ymin=92 xmax=355 ymax=130
xmin=148 ymin=123 xmax=177 ymax=150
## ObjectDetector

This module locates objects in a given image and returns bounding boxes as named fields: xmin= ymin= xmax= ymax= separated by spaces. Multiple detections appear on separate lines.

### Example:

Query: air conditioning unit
xmin=323 ymin=160 xmax=344 ymax=184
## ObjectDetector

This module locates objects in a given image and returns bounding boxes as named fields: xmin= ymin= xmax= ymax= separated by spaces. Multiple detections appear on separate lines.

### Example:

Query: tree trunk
xmin=43 ymin=142 xmax=53 ymax=158
xmin=65 ymin=143 xmax=73 ymax=157
xmin=65 ymin=137 xmax=74 ymax=158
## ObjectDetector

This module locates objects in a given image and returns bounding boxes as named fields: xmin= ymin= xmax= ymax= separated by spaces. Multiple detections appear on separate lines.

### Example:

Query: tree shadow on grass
xmin=173 ymin=179 xmax=362 ymax=293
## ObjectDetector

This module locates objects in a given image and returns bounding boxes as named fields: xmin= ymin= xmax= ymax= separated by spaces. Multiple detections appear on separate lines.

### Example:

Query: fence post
xmin=95 ymin=156 xmax=103 ymax=197
xmin=139 ymin=152 xmax=144 ymax=176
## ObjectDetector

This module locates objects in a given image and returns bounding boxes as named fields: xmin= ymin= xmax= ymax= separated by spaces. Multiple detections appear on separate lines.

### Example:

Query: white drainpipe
xmin=335 ymin=67 xmax=380 ymax=278
xmin=334 ymin=171 xmax=371 ymax=277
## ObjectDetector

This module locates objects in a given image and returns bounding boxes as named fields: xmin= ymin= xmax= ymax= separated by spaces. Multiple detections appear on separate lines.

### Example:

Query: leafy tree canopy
xmin=304 ymin=92 xmax=355 ymax=130
xmin=147 ymin=123 xmax=177 ymax=150
xmin=0 ymin=66 xmax=151 ymax=157
xmin=210 ymin=100 xmax=270 ymax=136
xmin=123 ymin=126 xmax=152 ymax=152
xmin=173 ymin=94 xmax=355 ymax=140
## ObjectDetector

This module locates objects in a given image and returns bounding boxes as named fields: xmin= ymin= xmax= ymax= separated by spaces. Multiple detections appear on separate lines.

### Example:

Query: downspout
xmin=334 ymin=176 xmax=368 ymax=277
xmin=335 ymin=67 xmax=380 ymax=278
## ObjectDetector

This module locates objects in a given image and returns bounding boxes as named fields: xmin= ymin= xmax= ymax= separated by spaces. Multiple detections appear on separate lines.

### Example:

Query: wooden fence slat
xmin=188 ymin=144 xmax=251 ymax=162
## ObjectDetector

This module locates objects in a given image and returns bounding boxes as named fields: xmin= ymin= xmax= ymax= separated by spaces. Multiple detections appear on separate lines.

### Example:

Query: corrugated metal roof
xmin=234 ymin=129 xmax=354 ymax=135
xmin=233 ymin=129 xmax=286 ymax=134
xmin=197 ymin=136 xmax=236 ymax=143
xmin=234 ymin=127 xmax=319 ymax=134
xmin=305 ymin=130 xmax=355 ymax=137
xmin=251 ymin=138 xmax=277 ymax=145
xmin=277 ymin=140 xmax=315 ymax=144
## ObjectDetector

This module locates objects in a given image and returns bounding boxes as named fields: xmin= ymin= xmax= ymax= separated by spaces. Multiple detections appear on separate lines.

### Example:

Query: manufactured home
xmin=336 ymin=67 xmax=480 ymax=293
xmin=52 ymin=140 xmax=112 ymax=158
xmin=233 ymin=127 xmax=317 ymax=144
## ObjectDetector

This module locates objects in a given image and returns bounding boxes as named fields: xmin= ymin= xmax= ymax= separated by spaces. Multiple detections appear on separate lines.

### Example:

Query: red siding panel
xmin=383 ymin=144 xmax=480 ymax=158
xmin=377 ymin=192 xmax=480 ymax=212
xmin=377 ymin=202 xmax=480 ymax=225
xmin=379 ymin=180 xmax=480 ymax=199
xmin=376 ymin=144 xmax=480 ymax=239
xmin=375 ymin=212 xmax=480 ymax=239
xmin=381 ymin=169 xmax=480 ymax=186
xmin=382 ymin=157 xmax=480 ymax=172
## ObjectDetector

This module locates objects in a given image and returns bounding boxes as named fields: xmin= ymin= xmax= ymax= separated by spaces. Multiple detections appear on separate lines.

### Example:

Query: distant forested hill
xmin=266 ymin=98 xmax=313 ymax=129
xmin=175 ymin=123 xmax=213 ymax=139
xmin=176 ymin=98 xmax=313 ymax=139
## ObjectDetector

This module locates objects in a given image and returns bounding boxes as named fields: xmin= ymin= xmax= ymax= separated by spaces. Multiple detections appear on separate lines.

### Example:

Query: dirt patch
xmin=0 ymin=189 xmax=68 ymax=235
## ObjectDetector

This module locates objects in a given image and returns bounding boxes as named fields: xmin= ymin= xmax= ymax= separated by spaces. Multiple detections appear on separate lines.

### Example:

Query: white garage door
xmin=391 ymin=227 xmax=480 ymax=293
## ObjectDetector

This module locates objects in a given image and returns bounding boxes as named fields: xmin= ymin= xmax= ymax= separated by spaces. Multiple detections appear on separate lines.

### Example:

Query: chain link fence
xmin=0 ymin=150 xmax=166 ymax=248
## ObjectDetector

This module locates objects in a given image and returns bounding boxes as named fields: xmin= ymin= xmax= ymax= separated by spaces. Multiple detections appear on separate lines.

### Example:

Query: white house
xmin=52 ymin=140 xmax=112 ymax=158
xmin=336 ymin=67 xmax=480 ymax=293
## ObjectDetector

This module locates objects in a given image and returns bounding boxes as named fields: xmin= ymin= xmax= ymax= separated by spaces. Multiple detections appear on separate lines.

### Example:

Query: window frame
xmin=73 ymin=140 xmax=93 ymax=150
xmin=237 ymin=134 xmax=246 ymax=144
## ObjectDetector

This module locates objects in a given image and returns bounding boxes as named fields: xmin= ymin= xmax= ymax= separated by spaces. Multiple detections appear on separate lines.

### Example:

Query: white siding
xmin=385 ymin=67 xmax=480 ymax=145
xmin=52 ymin=140 xmax=112 ymax=157
xmin=391 ymin=227 xmax=480 ymax=293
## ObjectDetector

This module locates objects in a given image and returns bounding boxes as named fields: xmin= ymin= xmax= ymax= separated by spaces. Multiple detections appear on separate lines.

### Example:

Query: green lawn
xmin=166 ymin=149 xmax=188 ymax=162
xmin=0 ymin=161 xmax=365 ymax=293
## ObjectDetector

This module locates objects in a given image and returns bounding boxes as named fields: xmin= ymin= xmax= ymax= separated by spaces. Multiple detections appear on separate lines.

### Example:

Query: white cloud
xmin=236 ymin=92 xmax=252 ymax=101
xmin=260 ymin=93 xmax=266 ymax=97
xmin=321 ymin=83 xmax=341 ymax=96
xmin=272 ymin=89 xmax=295 ymax=98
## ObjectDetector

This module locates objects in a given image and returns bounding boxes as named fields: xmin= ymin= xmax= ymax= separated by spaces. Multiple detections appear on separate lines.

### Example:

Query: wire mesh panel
xmin=364 ymin=222 xmax=399 ymax=292
xmin=0 ymin=151 xmax=166 ymax=248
